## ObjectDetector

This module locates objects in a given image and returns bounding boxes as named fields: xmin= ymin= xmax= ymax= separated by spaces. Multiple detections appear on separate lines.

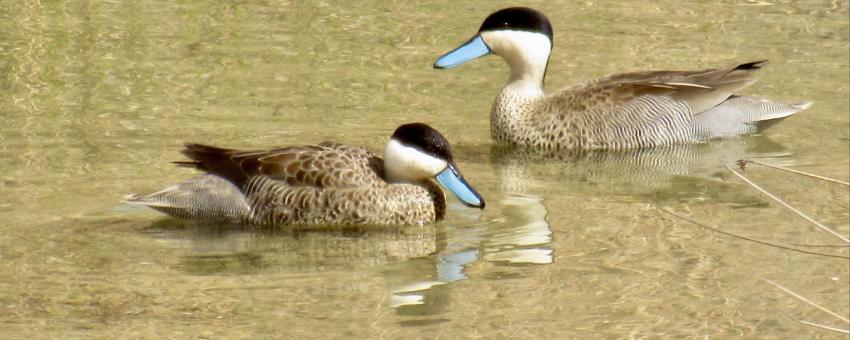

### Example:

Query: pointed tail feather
xmin=124 ymin=175 xmax=251 ymax=222
xmin=693 ymin=95 xmax=812 ymax=139
xmin=753 ymin=100 xmax=812 ymax=131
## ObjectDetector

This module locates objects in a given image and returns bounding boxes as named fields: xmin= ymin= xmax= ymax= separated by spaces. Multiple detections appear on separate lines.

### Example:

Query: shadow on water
xmin=140 ymin=219 xmax=439 ymax=275
xmin=135 ymin=193 xmax=554 ymax=315
xmin=469 ymin=135 xmax=795 ymax=204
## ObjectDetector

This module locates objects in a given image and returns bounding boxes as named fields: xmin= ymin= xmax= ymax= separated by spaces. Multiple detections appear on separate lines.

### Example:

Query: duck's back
xmin=127 ymin=142 xmax=445 ymax=226
xmin=503 ymin=61 xmax=810 ymax=150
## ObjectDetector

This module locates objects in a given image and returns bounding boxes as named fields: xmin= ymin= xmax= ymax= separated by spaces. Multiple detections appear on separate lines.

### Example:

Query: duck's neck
xmin=490 ymin=76 xmax=546 ymax=144
xmin=506 ymin=57 xmax=548 ymax=88
xmin=479 ymin=30 xmax=551 ymax=144
xmin=481 ymin=30 xmax=551 ymax=88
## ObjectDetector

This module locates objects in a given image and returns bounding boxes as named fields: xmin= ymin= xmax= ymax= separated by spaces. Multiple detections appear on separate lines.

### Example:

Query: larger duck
xmin=125 ymin=123 xmax=484 ymax=227
xmin=434 ymin=7 xmax=811 ymax=150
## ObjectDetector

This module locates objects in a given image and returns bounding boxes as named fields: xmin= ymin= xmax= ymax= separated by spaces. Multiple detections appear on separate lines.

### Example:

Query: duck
xmin=124 ymin=123 xmax=485 ymax=227
xmin=433 ymin=7 xmax=812 ymax=150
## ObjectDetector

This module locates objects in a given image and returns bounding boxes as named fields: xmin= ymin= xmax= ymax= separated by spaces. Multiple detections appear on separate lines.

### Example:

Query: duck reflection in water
xmin=389 ymin=194 xmax=552 ymax=310
xmin=480 ymin=135 xmax=794 ymax=203
xmin=140 ymin=194 xmax=553 ymax=312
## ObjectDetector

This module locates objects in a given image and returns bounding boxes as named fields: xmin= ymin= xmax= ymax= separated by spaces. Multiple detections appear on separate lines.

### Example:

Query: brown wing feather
xmin=592 ymin=60 xmax=767 ymax=114
xmin=551 ymin=60 xmax=767 ymax=115
xmin=177 ymin=142 xmax=383 ymax=189
xmin=177 ymin=143 xmax=249 ymax=186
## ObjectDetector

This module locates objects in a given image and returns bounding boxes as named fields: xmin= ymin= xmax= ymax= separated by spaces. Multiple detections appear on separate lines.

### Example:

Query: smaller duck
xmin=434 ymin=7 xmax=812 ymax=150
xmin=125 ymin=123 xmax=484 ymax=227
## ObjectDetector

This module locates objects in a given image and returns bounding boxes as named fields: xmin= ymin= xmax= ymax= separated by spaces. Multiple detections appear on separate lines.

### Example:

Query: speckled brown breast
xmin=243 ymin=174 xmax=445 ymax=227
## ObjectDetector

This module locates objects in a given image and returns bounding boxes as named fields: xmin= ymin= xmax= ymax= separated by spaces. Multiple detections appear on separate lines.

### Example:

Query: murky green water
xmin=1 ymin=0 xmax=848 ymax=338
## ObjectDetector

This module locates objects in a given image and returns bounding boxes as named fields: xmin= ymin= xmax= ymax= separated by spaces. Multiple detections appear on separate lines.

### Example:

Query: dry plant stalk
xmin=762 ymin=278 xmax=850 ymax=333
xmin=658 ymin=208 xmax=848 ymax=259
xmin=737 ymin=159 xmax=849 ymax=186
xmin=725 ymin=166 xmax=850 ymax=244
xmin=795 ymin=319 xmax=850 ymax=334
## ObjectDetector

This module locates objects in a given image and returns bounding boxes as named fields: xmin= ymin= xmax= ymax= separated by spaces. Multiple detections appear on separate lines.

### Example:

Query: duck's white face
xmin=384 ymin=123 xmax=485 ymax=209
xmin=479 ymin=30 xmax=551 ymax=82
xmin=384 ymin=138 xmax=447 ymax=182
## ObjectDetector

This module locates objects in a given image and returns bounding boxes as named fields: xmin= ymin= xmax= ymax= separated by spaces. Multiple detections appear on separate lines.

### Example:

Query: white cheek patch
xmin=384 ymin=139 xmax=448 ymax=182
xmin=481 ymin=30 xmax=551 ymax=59
xmin=480 ymin=30 xmax=551 ymax=80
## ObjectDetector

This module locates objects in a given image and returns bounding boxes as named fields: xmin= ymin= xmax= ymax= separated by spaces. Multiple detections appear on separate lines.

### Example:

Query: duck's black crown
xmin=478 ymin=7 xmax=553 ymax=41
xmin=391 ymin=123 xmax=453 ymax=161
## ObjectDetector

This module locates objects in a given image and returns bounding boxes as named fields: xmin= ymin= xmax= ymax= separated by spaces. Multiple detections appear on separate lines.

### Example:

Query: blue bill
xmin=435 ymin=164 xmax=485 ymax=208
xmin=433 ymin=35 xmax=491 ymax=69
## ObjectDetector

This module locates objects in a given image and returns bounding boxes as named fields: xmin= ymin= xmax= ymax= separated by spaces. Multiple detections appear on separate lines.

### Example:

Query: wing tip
xmin=180 ymin=143 xmax=233 ymax=156
xmin=738 ymin=60 xmax=769 ymax=70
xmin=172 ymin=160 xmax=201 ymax=168
xmin=792 ymin=101 xmax=813 ymax=111
xmin=122 ymin=194 xmax=161 ymax=207
xmin=122 ymin=193 xmax=143 ymax=204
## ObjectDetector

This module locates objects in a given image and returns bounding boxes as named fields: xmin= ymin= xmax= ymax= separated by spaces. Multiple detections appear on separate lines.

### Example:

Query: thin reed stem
xmin=737 ymin=160 xmax=849 ymax=186
xmin=790 ymin=243 xmax=850 ymax=248
xmin=761 ymin=278 xmax=850 ymax=324
xmin=794 ymin=319 xmax=850 ymax=334
xmin=726 ymin=166 xmax=850 ymax=244
xmin=658 ymin=208 xmax=848 ymax=259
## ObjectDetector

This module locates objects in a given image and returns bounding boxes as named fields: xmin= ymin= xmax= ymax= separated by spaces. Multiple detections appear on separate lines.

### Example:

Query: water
xmin=1 ymin=0 xmax=847 ymax=338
